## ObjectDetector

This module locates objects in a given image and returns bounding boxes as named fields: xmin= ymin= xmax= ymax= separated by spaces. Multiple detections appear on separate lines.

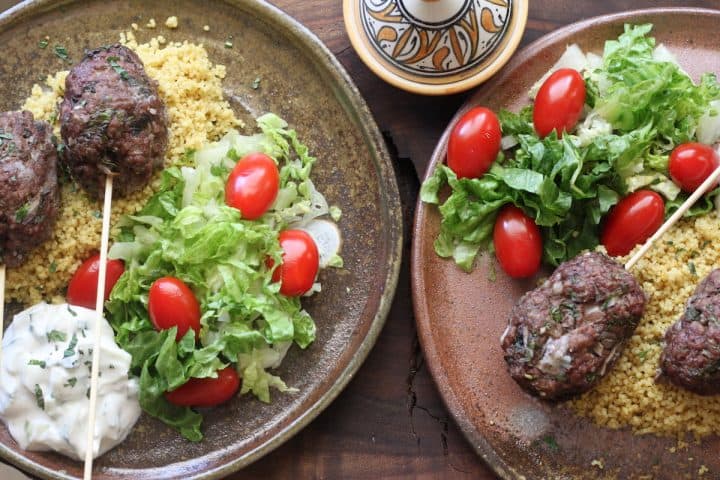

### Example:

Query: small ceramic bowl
xmin=343 ymin=0 xmax=528 ymax=96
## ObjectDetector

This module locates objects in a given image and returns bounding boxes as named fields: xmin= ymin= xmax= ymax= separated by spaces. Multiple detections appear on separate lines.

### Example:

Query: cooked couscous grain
xmin=6 ymin=31 xmax=241 ymax=305
xmin=165 ymin=16 xmax=178 ymax=29
xmin=570 ymin=212 xmax=720 ymax=438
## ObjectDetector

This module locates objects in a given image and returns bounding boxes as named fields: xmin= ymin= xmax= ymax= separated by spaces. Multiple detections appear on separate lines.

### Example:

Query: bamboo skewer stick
xmin=625 ymin=163 xmax=720 ymax=271
xmin=83 ymin=176 xmax=113 ymax=480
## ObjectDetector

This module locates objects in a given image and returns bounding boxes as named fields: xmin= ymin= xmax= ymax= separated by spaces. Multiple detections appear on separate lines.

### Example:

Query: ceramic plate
xmin=0 ymin=1 xmax=402 ymax=478
xmin=412 ymin=8 xmax=720 ymax=479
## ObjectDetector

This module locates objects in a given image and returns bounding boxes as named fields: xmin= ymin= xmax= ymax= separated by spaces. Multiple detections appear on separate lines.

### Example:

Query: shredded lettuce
xmin=422 ymin=24 xmax=720 ymax=271
xmin=107 ymin=113 xmax=337 ymax=440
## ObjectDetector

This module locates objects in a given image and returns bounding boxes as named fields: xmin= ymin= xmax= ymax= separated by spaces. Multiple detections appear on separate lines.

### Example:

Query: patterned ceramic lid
xmin=343 ymin=0 xmax=528 ymax=95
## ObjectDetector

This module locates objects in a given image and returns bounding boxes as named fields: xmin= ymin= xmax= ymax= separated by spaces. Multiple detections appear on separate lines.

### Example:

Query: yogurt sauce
xmin=0 ymin=302 xmax=140 ymax=460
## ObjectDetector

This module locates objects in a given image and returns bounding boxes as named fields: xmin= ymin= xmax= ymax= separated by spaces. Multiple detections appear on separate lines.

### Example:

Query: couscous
xmin=571 ymin=212 xmax=720 ymax=438
xmin=6 ymin=30 xmax=240 ymax=305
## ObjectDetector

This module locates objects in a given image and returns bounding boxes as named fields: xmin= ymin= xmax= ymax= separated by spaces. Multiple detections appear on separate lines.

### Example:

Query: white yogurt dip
xmin=0 ymin=302 xmax=140 ymax=460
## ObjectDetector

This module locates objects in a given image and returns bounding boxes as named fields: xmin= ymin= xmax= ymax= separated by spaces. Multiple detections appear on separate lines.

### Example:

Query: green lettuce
xmin=423 ymin=24 xmax=720 ymax=271
xmin=107 ymin=114 xmax=334 ymax=440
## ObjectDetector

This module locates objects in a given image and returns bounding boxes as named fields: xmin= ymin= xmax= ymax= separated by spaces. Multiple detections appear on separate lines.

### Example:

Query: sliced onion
xmin=299 ymin=219 xmax=342 ymax=268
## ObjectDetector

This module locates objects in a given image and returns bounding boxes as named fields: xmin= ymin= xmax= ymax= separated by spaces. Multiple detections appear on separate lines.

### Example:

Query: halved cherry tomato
xmin=533 ymin=68 xmax=586 ymax=138
xmin=148 ymin=277 xmax=201 ymax=341
xmin=669 ymin=142 xmax=719 ymax=192
xmin=269 ymin=229 xmax=319 ymax=296
xmin=67 ymin=253 xmax=125 ymax=309
xmin=601 ymin=190 xmax=665 ymax=257
xmin=165 ymin=367 xmax=240 ymax=407
xmin=225 ymin=152 xmax=280 ymax=220
xmin=493 ymin=205 xmax=543 ymax=278
xmin=447 ymin=106 xmax=501 ymax=179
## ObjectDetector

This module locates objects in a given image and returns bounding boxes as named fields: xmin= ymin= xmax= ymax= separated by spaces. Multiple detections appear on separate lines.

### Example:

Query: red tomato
xmin=269 ymin=229 xmax=319 ymax=296
xmin=148 ymin=277 xmax=201 ymax=341
xmin=447 ymin=106 xmax=501 ymax=179
xmin=533 ymin=68 xmax=586 ymax=138
xmin=225 ymin=152 xmax=280 ymax=220
xmin=669 ymin=142 xmax=719 ymax=192
xmin=601 ymin=190 xmax=665 ymax=257
xmin=67 ymin=253 xmax=125 ymax=309
xmin=493 ymin=205 xmax=543 ymax=278
xmin=165 ymin=367 xmax=240 ymax=407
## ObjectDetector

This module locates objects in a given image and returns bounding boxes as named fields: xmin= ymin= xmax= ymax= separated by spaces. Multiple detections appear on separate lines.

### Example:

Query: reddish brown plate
xmin=412 ymin=8 xmax=720 ymax=479
xmin=0 ymin=0 xmax=402 ymax=479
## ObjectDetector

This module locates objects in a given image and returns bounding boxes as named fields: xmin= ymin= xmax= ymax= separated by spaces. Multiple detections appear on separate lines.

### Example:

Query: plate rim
xmin=0 ymin=0 xmax=403 ymax=478
xmin=411 ymin=7 xmax=720 ymax=479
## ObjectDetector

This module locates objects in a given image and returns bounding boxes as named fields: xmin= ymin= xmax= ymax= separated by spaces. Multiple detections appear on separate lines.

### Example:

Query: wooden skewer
xmin=625 ymin=163 xmax=720 ymax=270
xmin=83 ymin=176 xmax=113 ymax=480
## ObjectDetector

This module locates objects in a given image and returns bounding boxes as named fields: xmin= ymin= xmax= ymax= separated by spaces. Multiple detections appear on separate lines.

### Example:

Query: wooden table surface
xmin=1 ymin=1 xmax=719 ymax=479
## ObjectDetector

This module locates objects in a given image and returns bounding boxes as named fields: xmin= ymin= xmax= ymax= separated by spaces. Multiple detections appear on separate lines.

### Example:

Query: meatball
xmin=59 ymin=44 xmax=168 ymax=198
xmin=501 ymin=252 xmax=646 ymax=399
xmin=660 ymin=269 xmax=720 ymax=394
xmin=0 ymin=111 xmax=60 ymax=267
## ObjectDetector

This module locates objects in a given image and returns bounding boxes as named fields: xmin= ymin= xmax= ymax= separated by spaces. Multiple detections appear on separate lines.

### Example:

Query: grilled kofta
xmin=501 ymin=251 xmax=646 ymax=399
xmin=0 ymin=111 xmax=60 ymax=267
xmin=660 ymin=269 xmax=720 ymax=395
xmin=59 ymin=44 xmax=168 ymax=198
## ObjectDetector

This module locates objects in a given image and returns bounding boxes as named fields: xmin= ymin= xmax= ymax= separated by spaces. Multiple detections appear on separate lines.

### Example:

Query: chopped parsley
xmin=637 ymin=349 xmax=649 ymax=363
xmin=14 ymin=203 xmax=30 ymax=222
xmin=28 ymin=359 xmax=47 ymax=369
xmin=107 ymin=56 xmax=131 ymax=81
xmin=63 ymin=333 xmax=78 ymax=358
xmin=252 ymin=77 xmax=261 ymax=89
xmin=689 ymin=261 xmax=697 ymax=276
xmin=53 ymin=44 xmax=70 ymax=61
xmin=46 ymin=330 xmax=67 ymax=342
xmin=34 ymin=384 xmax=45 ymax=410
xmin=210 ymin=164 xmax=229 ymax=177
xmin=66 ymin=305 xmax=78 ymax=317
xmin=38 ymin=39 xmax=49 ymax=49
xmin=49 ymin=261 xmax=57 ymax=273
xmin=65 ymin=377 xmax=78 ymax=388
xmin=92 ymin=210 xmax=102 ymax=219
xmin=226 ymin=148 xmax=239 ymax=161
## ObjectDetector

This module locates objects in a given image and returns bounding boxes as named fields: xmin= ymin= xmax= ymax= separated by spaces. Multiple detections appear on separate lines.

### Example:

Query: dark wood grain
xmin=1 ymin=1 xmax=720 ymax=479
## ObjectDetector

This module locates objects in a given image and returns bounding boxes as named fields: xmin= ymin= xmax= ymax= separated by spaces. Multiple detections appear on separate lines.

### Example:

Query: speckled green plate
xmin=0 ymin=1 xmax=402 ymax=479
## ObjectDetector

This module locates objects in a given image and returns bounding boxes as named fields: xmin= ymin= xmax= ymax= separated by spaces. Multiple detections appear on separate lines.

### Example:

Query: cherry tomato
xmin=669 ymin=142 xmax=719 ymax=192
xmin=447 ymin=106 xmax=501 ymax=179
xmin=269 ymin=229 xmax=319 ymax=296
xmin=148 ymin=277 xmax=201 ymax=341
xmin=493 ymin=205 xmax=543 ymax=278
xmin=533 ymin=68 xmax=586 ymax=138
xmin=67 ymin=253 xmax=125 ymax=309
xmin=165 ymin=367 xmax=240 ymax=407
xmin=601 ymin=190 xmax=665 ymax=257
xmin=225 ymin=152 xmax=280 ymax=220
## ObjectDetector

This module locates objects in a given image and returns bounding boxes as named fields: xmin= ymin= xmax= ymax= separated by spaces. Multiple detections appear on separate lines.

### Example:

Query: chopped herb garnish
xmin=15 ymin=203 xmax=30 ymax=222
xmin=38 ymin=39 xmax=49 ymax=49
xmin=0 ymin=132 xmax=13 ymax=141
xmin=65 ymin=377 xmax=78 ymax=388
xmin=86 ymin=387 xmax=91 ymax=399
xmin=28 ymin=359 xmax=47 ymax=369
xmin=63 ymin=332 xmax=78 ymax=358
xmin=689 ymin=261 xmax=697 ymax=276
xmin=107 ymin=56 xmax=130 ymax=81
xmin=701 ymin=240 xmax=711 ymax=250
xmin=252 ymin=77 xmax=261 ymax=89
xmin=53 ymin=44 xmax=70 ymax=61
xmin=92 ymin=210 xmax=102 ymax=219
xmin=66 ymin=305 xmax=78 ymax=317
xmin=542 ymin=435 xmax=559 ymax=452
xmin=49 ymin=261 xmax=57 ymax=273
xmin=637 ymin=349 xmax=649 ymax=363
xmin=34 ymin=384 xmax=45 ymax=410
xmin=46 ymin=330 xmax=67 ymax=342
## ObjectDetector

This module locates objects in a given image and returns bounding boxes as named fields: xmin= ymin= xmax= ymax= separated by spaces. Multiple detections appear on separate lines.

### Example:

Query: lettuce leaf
xmin=107 ymin=114 xmax=332 ymax=440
